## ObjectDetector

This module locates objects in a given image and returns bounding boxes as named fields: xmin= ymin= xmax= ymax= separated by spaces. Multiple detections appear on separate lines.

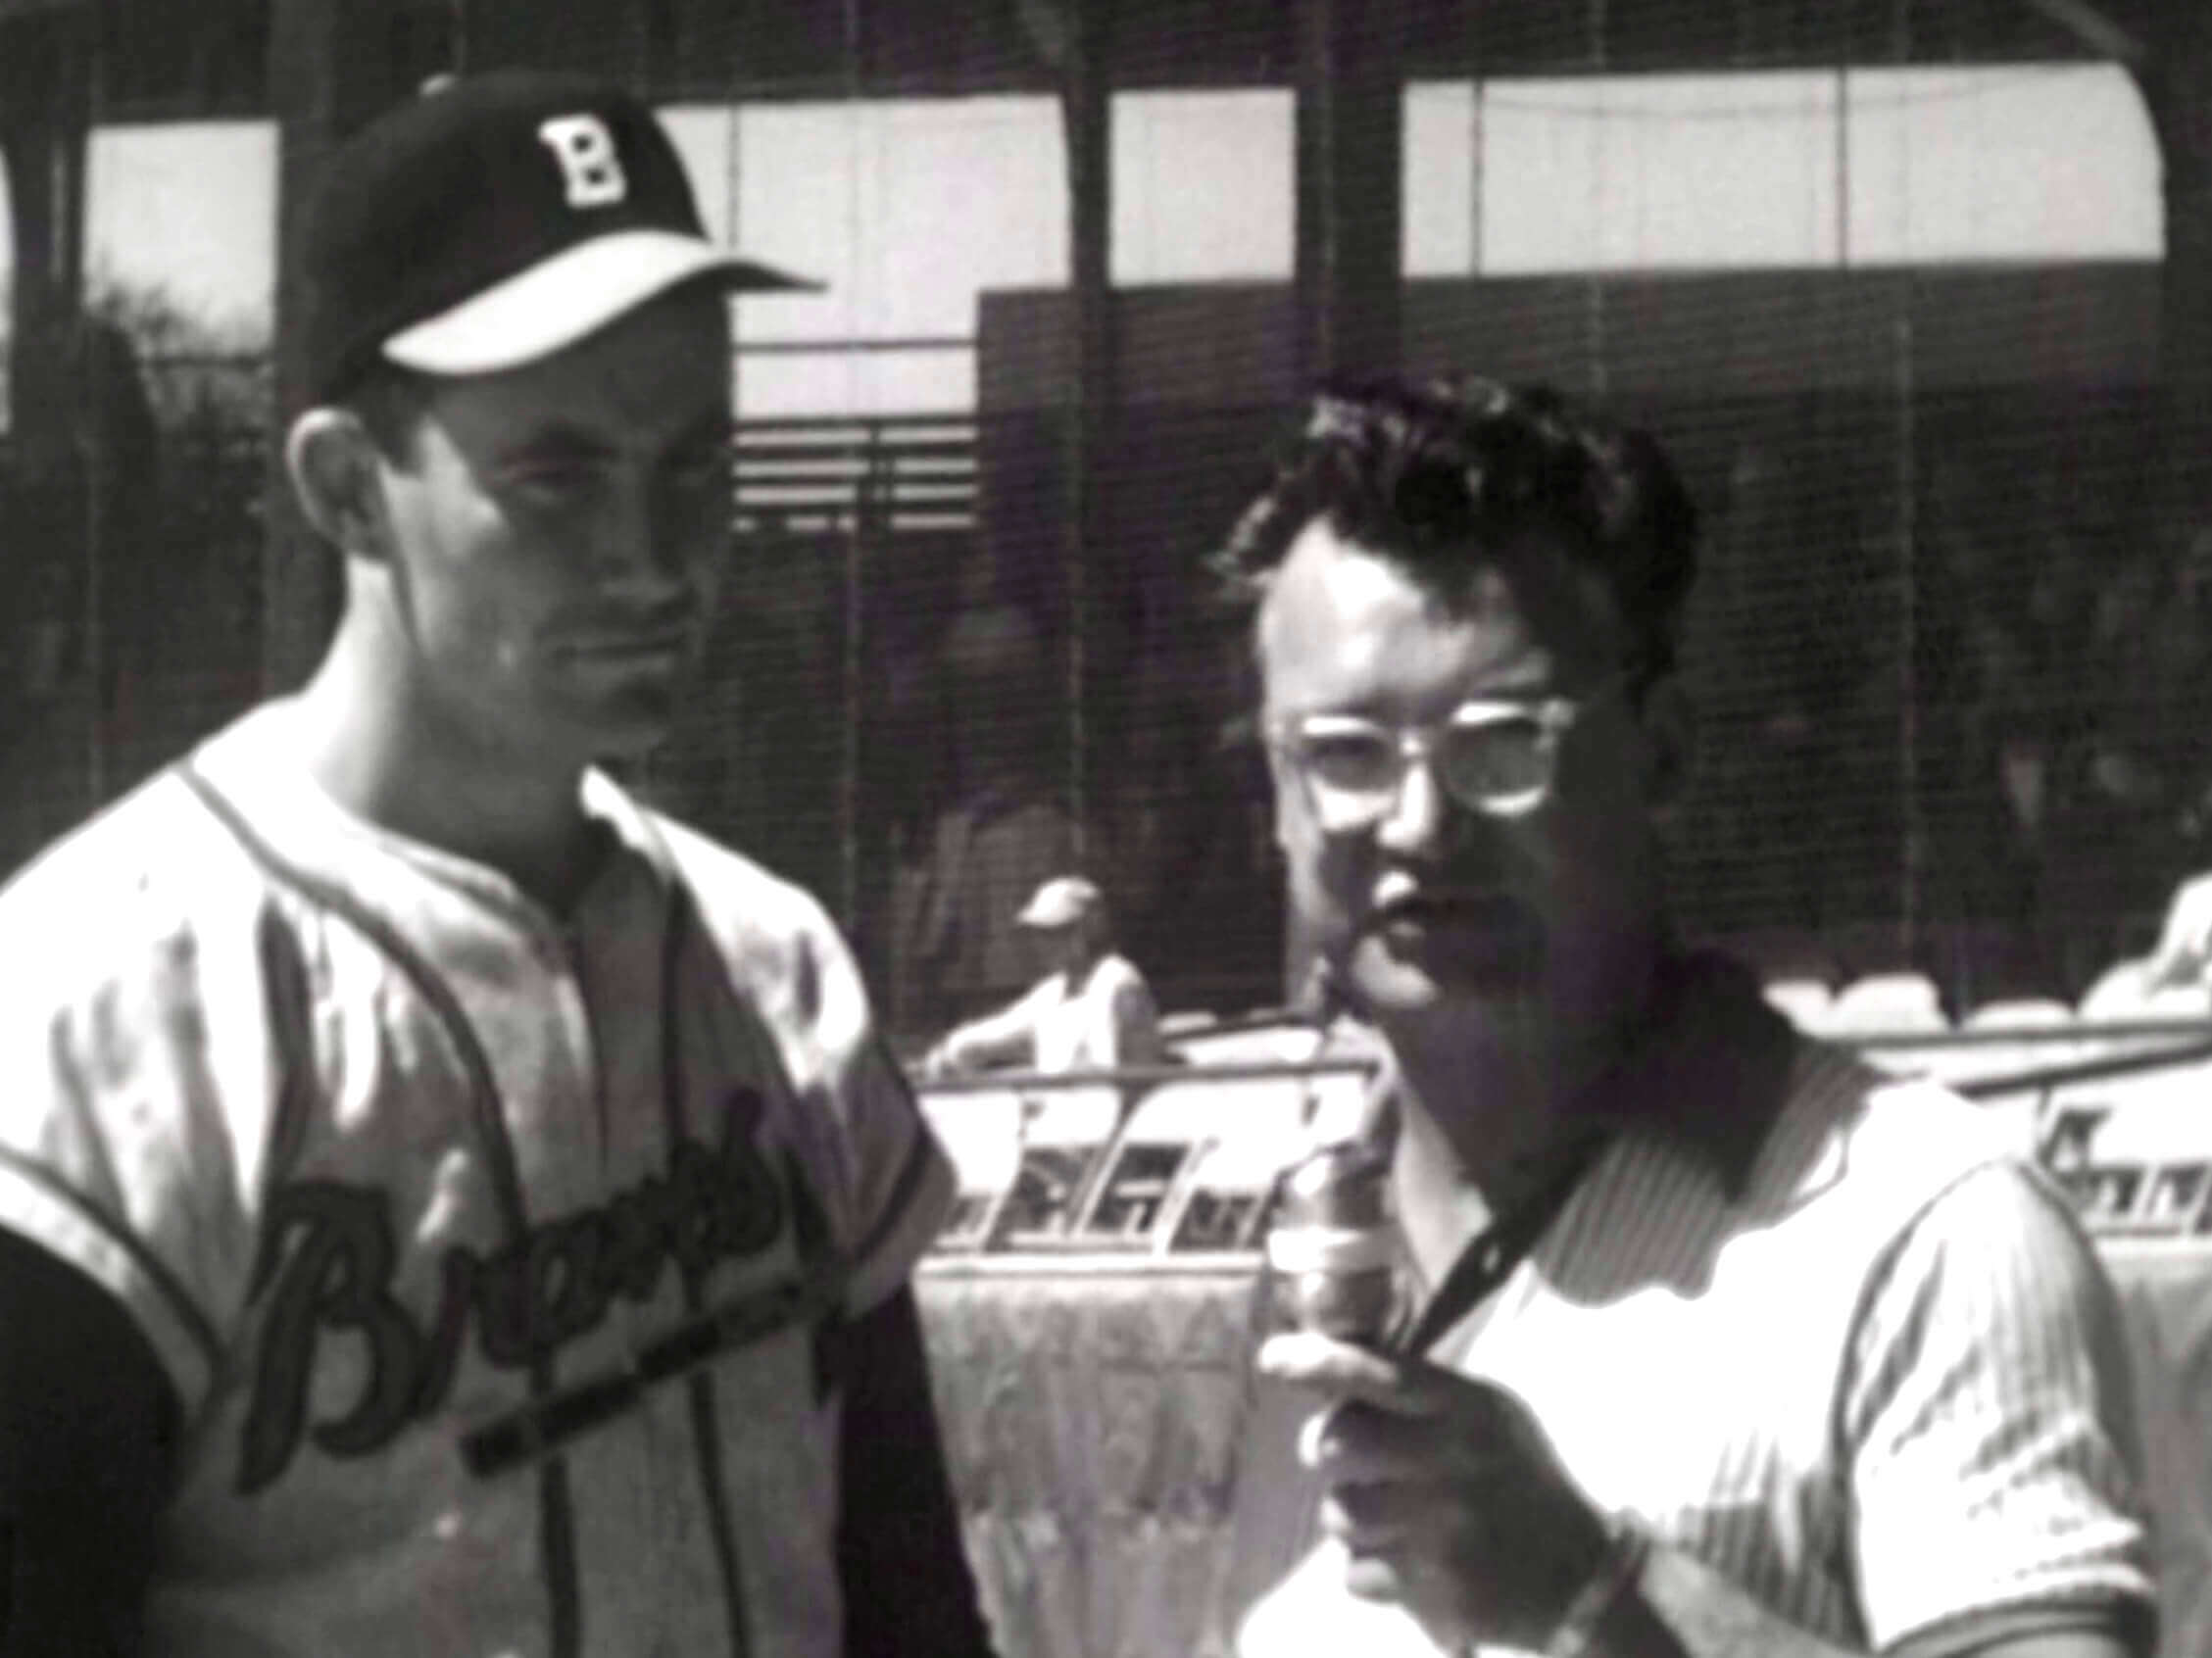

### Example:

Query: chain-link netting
xmin=3 ymin=318 xmax=2192 ymax=1037
xmin=2 ymin=21 xmax=2195 ymax=1047
xmin=0 ymin=342 xmax=267 ymax=879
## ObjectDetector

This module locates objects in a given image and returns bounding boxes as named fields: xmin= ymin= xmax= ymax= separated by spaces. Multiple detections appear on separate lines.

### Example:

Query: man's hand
xmin=1258 ymin=1328 xmax=1616 ymax=1654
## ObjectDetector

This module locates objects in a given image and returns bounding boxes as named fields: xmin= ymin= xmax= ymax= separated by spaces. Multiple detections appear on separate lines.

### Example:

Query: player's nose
xmin=590 ymin=470 xmax=703 ymax=596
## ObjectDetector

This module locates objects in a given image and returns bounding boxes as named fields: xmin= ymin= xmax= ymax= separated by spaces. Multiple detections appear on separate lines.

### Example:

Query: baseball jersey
xmin=0 ymin=701 xmax=956 ymax=1658
xmin=1238 ymin=967 xmax=2158 ymax=1657
xmin=944 ymin=951 xmax=1164 ymax=1075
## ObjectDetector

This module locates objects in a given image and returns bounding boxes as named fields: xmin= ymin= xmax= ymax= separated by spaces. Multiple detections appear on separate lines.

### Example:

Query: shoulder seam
xmin=0 ymin=1145 xmax=225 ymax=1376
xmin=1827 ymin=1150 xmax=2036 ymax=1478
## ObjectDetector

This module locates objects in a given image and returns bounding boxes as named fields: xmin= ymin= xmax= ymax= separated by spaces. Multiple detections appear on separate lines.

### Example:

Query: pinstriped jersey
xmin=0 ymin=703 xmax=955 ymax=1658
xmin=1239 ymin=979 xmax=2158 ymax=1657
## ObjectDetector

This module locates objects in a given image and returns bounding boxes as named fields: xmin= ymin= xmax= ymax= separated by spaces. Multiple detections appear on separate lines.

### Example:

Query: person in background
xmin=921 ymin=875 xmax=1166 ymax=1079
xmin=2113 ymin=529 xmax=2212 ymax=997
xmin=890 ymin=554 xmax=1081 ymax=1034
xmin=1215 ymin=375 xmax=2156 ymax=1658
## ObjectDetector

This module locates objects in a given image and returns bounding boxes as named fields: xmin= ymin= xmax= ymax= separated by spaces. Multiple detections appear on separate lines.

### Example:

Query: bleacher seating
xmin=1732 ymin=955 xmax=2212 ymax=1240
xmin=1163 ymin=1014 xmax=1374 ymax=1142
xmin=1156 ymin=1009 xmax=1221 ymax=1041
xmin=919 ymin=965 xmax=2212 ymax=1256
xmin=2046 ymin=1067 xmax=2212 ymax=1234
xmin=1713 ymin=928 xmax=1843 ymax=992
xmin=1068 ymin=1074 xmax=1314 ymax=1250
xmin=2078 ymin=957 xmax=2212 ymax=1024
xmin=916 ymin=1081 xmax=1128 ymax=1249
xmin=918 ymin=1088 xmax=1027 ymax=1250
xmin=1821 ymin=971 xmax=1950 ymax=1079
xmin=1760 ymin=975 xmax=1836 ymax=1034
xmin=1826 ymin=970 xmax=1947 ymax=1032
xmin=914 ymin=1013 xmax=1382 ymax=1255
xmin=1165 ymin=1017 xmax=1325 ymax=1068
xmin=1919 ymin=998 xmax=2079 ymax=1149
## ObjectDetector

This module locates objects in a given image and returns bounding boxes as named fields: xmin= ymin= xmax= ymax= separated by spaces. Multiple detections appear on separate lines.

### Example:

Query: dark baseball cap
xmin=299 ymin=69 xmax=814 ymax=405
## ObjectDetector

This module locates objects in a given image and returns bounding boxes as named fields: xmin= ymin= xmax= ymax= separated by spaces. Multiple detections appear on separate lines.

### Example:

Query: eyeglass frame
xmin=1263 ymin=678 xmax=1616 ymax=832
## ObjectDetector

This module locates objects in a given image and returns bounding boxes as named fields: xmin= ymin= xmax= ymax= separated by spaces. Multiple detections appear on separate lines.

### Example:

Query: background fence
xmin=3 ymin=14 xmax=2203 ymax=1047
xmin=0 ymin=284 xmax=2201 ymax=1044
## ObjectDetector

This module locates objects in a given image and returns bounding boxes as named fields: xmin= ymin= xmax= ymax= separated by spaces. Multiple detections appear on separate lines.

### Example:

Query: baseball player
xmin=0 ymin=72 xmax=995 ymax=1658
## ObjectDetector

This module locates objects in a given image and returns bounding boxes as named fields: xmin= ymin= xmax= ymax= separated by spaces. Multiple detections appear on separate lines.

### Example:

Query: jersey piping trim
xmin=0 ymin=1143 xmax=224 ymax=1375
xmin=852 ymin=1124 xmax=940 ymax=1279
xmin=659 ymin=884 xmax=753 ymax=1658
xmin=173 ymin=761 xmax=586 ymax=1658
xmin=253 ymin=905 xmax=319 ymax=1193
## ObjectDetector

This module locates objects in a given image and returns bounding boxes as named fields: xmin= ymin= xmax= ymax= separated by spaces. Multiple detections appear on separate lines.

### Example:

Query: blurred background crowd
xmin=2 ymin=1 xmax=2210 ymax=1053
xmin=9 ymin=304 xmax=2212 ymax=1042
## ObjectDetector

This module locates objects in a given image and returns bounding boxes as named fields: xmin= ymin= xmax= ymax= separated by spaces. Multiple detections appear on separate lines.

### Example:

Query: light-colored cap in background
xmin=1017 ymin=875 xmax=1104 ymax=929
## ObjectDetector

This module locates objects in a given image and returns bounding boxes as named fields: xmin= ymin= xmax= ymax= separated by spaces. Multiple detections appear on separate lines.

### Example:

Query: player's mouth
xmin=1368 ymin=886 xmax=1541 ymax=957
xmin=557 ymin=617 xmax=698 ymax=666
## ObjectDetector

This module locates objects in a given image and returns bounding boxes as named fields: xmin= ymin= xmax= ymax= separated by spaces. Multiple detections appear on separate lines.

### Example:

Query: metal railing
xmin=911 ymin=1015 xmax=2212 ymax=1260
xmin=732 ymin=413 xmax=977 ymax=534
xmin=916 ymin=1052 xmax=1377 ymax=1261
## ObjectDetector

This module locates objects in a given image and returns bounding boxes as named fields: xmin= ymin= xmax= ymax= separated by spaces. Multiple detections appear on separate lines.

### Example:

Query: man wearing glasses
xmin=1221 ymin=378 xmax=2156 ymax=1658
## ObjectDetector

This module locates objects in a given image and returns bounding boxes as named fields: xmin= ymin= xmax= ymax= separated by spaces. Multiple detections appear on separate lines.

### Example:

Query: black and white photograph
xmin=0 ymin=3 xmax=2202 ymax=1655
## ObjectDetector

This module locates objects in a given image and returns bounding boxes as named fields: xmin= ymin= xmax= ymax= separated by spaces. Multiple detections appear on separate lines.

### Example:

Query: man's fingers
xmin=1316 ymin=1478 xmax=1456 ymax=1546
xmin=1259 ymin=1330 xmax=1442 ymax=1415
xmin=1300 ymin=1398 xmax=1493 ymax=1483
xmin=1340 ymin=1549 xmax=1414 ymax=1607
xmin=1326 ymin=1502 xmax=1454 ymax=1614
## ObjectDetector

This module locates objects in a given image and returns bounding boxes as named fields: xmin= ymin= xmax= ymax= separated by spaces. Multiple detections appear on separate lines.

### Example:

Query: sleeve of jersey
xmin=1840 ymin=1159 xmax=2159 ymax=1649
xmin=800 ymin=925 xmax=956 ymax=1318
xmin=0 ymin=918 xmax=258 ymax=1419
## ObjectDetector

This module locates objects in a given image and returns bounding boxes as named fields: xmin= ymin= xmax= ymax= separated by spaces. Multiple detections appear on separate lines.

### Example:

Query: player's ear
xmin=285 ymin=407 xmax=392 ymax=562
xmin=1635 ymin=672 xmax=1695 ymax=815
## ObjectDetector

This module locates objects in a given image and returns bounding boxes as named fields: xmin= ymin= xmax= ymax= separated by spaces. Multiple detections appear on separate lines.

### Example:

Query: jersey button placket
xmin=541 ymin=918 xmax=613 ymax=1187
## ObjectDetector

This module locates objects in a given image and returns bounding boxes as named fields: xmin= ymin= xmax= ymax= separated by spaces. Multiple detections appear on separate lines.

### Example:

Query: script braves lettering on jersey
xmin=240 ymin=1085 xmax=792 ymax=1494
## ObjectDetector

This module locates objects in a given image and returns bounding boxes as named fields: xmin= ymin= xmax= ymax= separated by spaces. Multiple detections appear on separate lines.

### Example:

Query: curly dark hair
xmin=1211 ymin=375 xmax=1700 ymax=692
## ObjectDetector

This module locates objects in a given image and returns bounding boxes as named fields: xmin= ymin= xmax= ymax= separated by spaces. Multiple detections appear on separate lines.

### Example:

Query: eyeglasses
xmin=1266 ymin=692 xmax=1591 ymax=832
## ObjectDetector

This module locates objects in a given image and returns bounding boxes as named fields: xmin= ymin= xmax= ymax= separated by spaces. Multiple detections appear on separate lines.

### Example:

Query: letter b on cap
xmin=539 ymin=115 xmax=627 ymax=209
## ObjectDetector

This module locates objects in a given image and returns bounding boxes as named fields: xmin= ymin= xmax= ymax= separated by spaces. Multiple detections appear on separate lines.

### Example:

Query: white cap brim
xmin=383 ymin=228 xmax=812 ymax=377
